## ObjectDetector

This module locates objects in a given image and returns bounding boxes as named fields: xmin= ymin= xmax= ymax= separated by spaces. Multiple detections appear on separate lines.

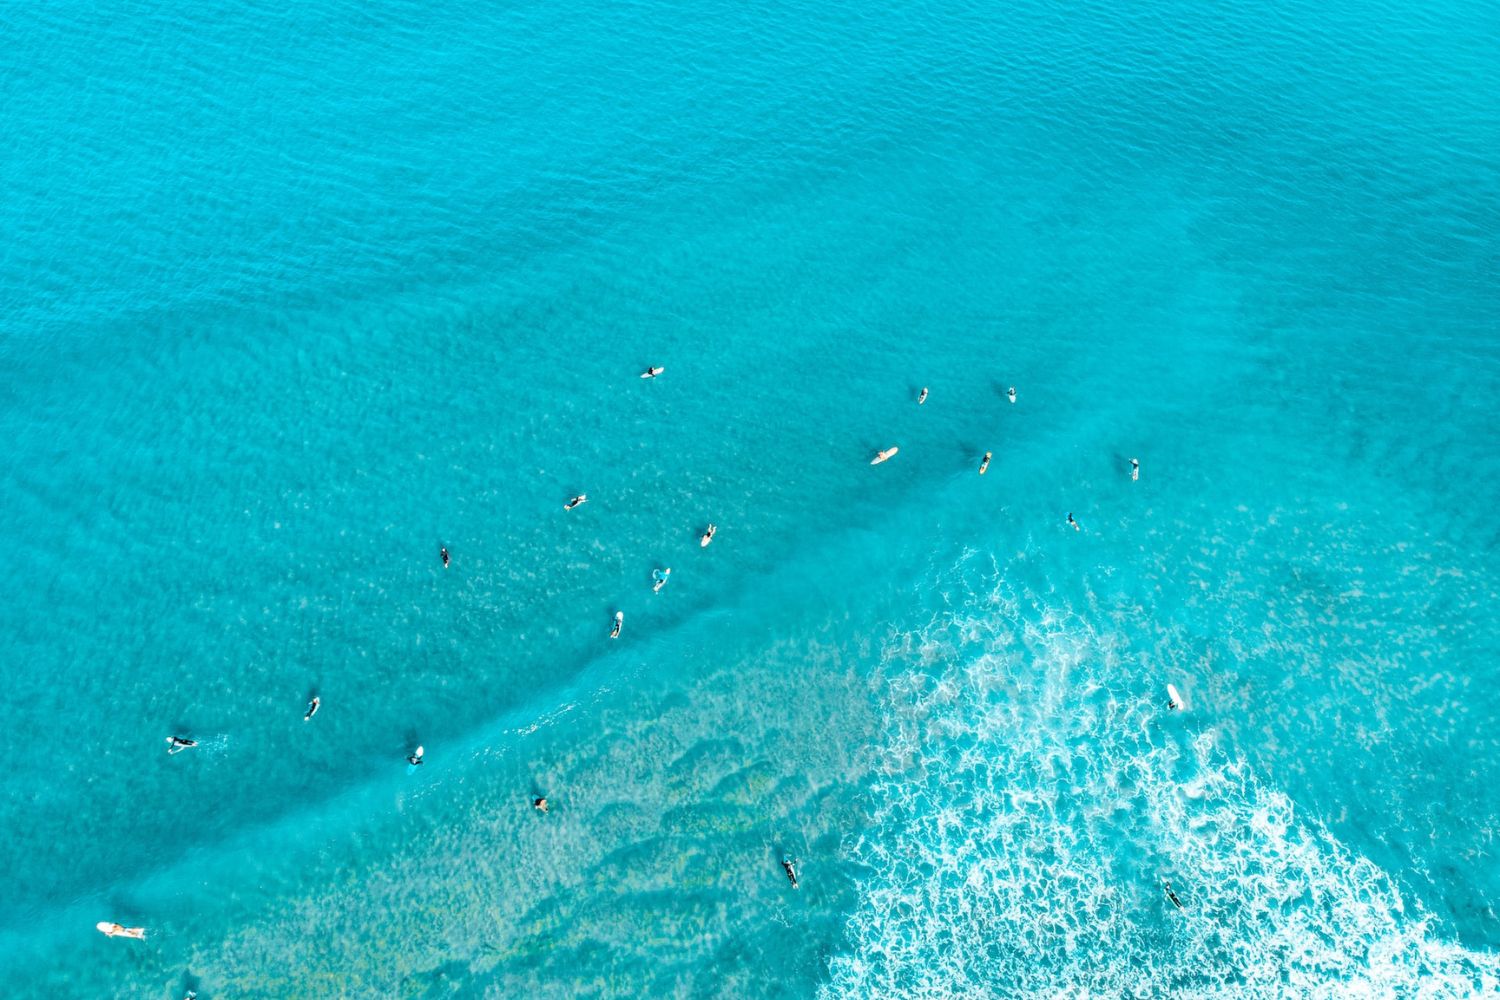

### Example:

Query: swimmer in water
xmin=781 ymin=858 xmax=800 ymax=889
xmin=652 ymin=567 xmax=672 ymax=593
xmin=1131 ymin=457 xmax=1139 ymax=481
xmin=165 ymin=736 xmax=197 ymax=755
xmin=1008 ymin=386 xmax=1017 ymax=404
xmin=96 ymin=922 xmax=146 ymax=940
xmin=1067 ymin=513 xmax=1080 ymax=531
xmin=979 ymin=451 xmax=992 ymax=475
xmin=700 ymin=523 xmax=717 ymax=547
xmin=1164 ymin=881 xmax=1184 ymax=909
xmin=610 ymin=611 xmax=623 ymax=639
xmin=440 ymin=546 xmax=450 ymax=569
xmin=533 ymin=796 xmax=549 ymax=813
xmin=304 ymin=695 xmax=321 ymax=721
xmin=917 ymin=387 xmax=928 ymax=405
xmin=564 ymin=494 xmax=588 ymax=510
xmin=640 ymin=366 xmax=665 ymax=379
xmin=407 ymin=745 xmax=425 ymax=767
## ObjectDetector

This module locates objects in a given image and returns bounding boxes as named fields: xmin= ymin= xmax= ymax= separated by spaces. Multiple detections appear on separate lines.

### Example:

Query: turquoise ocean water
xmin=2 ymin=0 xmax=1498 ymax=994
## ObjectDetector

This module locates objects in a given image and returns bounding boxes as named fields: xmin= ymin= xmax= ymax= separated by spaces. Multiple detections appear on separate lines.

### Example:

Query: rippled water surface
xmin=1 ymin=0 xmax=1497 ymax=995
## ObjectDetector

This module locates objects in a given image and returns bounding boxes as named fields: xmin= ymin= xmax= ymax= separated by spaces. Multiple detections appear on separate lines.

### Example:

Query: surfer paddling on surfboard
xmin=781 ymin=858 xmax=800 ymax=889
xmin=1164 ymin=881 xmax=1185 ymax=909
xmin=440 ymin=546 xmax=450 ymax=569
xmin=610 ymin=611 xmax=623 ymax=639
xmin=96 ymin=922 xmax=146 ymax=940
xmin=165 ymin=736 xmax=197 ymax=755
xmin=407 ymin=745 xmax=425 ymax=767
xmin=564 ymin=494 xmax=588 ymax=510
xmin=640 ymin=366 xmax=664 ymax=379
xmin=700 ymin=524 xmax=716 ymax=548
xmin=304 ymin=695 xmax=320 ymax=721
xmin=979 ymin=451 xmax=992 ymax=475
xmin=871 ymin=447 xmax=899 ymax=465
xmin=1131 ymin=457 xmax=1139 ymax=481
xmin=1067 ymin=513 xmax=1080 ymax=532
xmin=1008 ymin=386 xmax=1017 ymax=404
xmin=652 ymin=568 xmax=671 ymax=593
xmin=1166 ymin=684 xmax=1185 ymax=711
xmin=917 ymin=387 xmax=928 ymax=405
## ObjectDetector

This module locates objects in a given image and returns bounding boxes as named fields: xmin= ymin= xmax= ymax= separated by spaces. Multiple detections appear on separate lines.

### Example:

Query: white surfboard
xmin=640 ymin=367 xmax=664 ymax=379
xmin=871 ymin=446 xmax=899 ymax=465
xmin=1166 ymin=683 xmax=1185 ymax=710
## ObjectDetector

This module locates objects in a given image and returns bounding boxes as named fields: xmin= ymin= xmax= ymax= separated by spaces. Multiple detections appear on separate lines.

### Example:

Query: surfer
xmin=96 ymin=922 xmax=146 ymax=940
xmin=781 ymin=858 xmax=800 ymax=889
xmin=564 ymin=494 xmax=588 ymax=510
xmin=440 ymin=546 xmax=450 ymax=569
xmin=700 ymin=523 xmax=717 ymax=548
xmin=979 ymin=451 xmax=992 ymax=475
xmin=304 ymin=695 xmax=321 ymax=721
xmin=1008 ymin=386 xmax=1016 ymax=404
xmin=640 ymin=366 xmax=664 ymax=379
xmin=610 ymin=611 xmax=623 ymax=639
xmin=917 ymin=387 xmax=928 ymax=405
xmin=165 ymin=736 xmax=197 ymax=755
xmin=1164 ymin=881 xmax=1184 ymax=909
xmin=652 ymin=567 xmax=671 ymax=593
xmin=1166 ymin=684 xmax=1185 ymax=711
xmin=1131 ymin=457 xmax=1139 ymax=481
xmin=533 ymin=796 xmax=549 ymax=814
xmin=1067 ymin=513 xmax=1080 ymax=532
xmin=871 ymin=446 xmax=898 ymax=465
xmin=407 ymin=745 xmax=425 ymax=767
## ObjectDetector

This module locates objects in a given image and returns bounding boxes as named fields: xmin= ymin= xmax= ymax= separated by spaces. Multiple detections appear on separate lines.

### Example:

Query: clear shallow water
xmin=1 ymin=0 xmax=1498 ymax=995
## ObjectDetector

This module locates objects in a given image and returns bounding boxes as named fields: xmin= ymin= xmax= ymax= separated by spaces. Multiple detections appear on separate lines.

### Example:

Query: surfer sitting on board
xmin=564 ymin=494 xmax=588 ymax=510
xmin=1008 ymin=386 xmax=1017 ymax=404
xmin=640 ymin=366 xmax=664 ymax=379
xmin=1067 ymin=513 xmax=1080 ymax=532
xmin=1131 ymin=457 xmax=1139 ymax=481
xmin=165 ymin=736 xmax=197 ymax=755
xmin=534 ymin=796 xmax=549 ymax=813
xmin=1166 ymin=684 xmax=1185 ymax=711
xmin=407 ymin=746 xmax=425 ymax=767
xmin=871 ymin=446 xmax=898 ymax=465
xmin=440 ymin=546 xmax=450 ymax=568
xmin=917 ymin=387 xmax=928 ymax=405
xmin=979 ymin=451 xmax=992 ymax=475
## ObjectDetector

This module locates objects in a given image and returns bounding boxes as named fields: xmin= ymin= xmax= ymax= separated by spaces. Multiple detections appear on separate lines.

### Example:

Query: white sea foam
xmin=822 ymin=558 xmax=1500 ymax=999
